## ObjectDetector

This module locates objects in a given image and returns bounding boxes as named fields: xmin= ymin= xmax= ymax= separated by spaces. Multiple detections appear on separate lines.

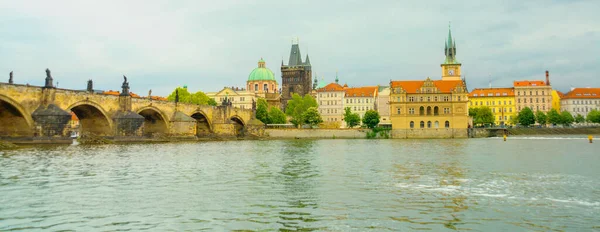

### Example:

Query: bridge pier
xmin=169 ymin=111 xmax=196 ymax=137
xmin=31 ymin=104 xmax=71 ymax=137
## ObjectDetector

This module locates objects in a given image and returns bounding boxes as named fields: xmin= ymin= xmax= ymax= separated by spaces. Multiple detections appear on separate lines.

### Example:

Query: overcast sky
xmin=1 ymin=0 xmax=598 ymax=96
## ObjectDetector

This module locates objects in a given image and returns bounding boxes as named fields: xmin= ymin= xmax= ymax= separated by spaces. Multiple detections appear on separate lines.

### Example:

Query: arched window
xmin=427 ymin=106 xmax=432 ymax=115
xmin=419 ymin=106 xmax=425 ymax=115
xmin=420 ymin=121 xmax=425 ymax=128
xmin=445 ymin=121 xmax=450 ymax=128
xmin=254 ymin=84 xmax=259 ymax=91
xmin=434 ymin=106 xmax=439 ymax=115
xmin=410 ymin=121 xmax=414 ymax=128
xmin=427 ymin=121 xmax=432 ymax=128
xmin=263 ymin=84 xmax=268 ymax=92
xmin=435 ymin=121 xmax=439 ymax=128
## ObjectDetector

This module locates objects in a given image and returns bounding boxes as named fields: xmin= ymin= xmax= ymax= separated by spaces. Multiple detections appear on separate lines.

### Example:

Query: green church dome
xmin=248 ymin=58 xmax=276 ymax=82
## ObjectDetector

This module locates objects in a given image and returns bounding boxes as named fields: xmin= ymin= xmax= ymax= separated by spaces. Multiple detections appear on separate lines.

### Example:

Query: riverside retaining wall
xmin=265 ymin=129 xmax=367 ymax=139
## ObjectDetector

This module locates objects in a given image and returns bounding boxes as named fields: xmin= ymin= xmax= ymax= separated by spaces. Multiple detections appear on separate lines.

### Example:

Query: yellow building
xmin=551 ymin=90 xmax=563 ymax=111
xmin=389 ymin=26 xmax=469 ymax=138
xmin=468 ymin=88 xmax=516 ymax=126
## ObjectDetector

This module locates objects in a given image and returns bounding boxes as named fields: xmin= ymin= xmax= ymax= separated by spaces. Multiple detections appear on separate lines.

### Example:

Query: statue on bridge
xmin=120 ymin=75 xmax=130 ymax=96
xmin=44 ymin=68 xmax=54 ymax=88
xmin=175 ymin=89 xmax=179 ymax=103
xmin=9 ymin=71 xmax=13 ymax=84
xmin=87 ymin=79 xmax=93 ymax=92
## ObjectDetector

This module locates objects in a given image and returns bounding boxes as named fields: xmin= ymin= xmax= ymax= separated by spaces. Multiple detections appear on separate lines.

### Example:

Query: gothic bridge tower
xmin=281 ymin=41 xmax=312 ymax=109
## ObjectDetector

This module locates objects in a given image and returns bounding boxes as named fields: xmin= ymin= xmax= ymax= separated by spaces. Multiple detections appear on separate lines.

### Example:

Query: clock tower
xmin=441 ymin=24 xmax=461 ymax=81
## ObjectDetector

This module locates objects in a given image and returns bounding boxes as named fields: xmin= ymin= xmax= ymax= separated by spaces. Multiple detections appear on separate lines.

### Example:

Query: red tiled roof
xmin=390 ymin=80 xmax=464 ymax=94
xmin=469 ymin=88 xmax=515 ymax=97
xmin=317 ymin=83 xmax=344 ymax=92
xmin=556 ymin=91 xmax=565 ymax=98
xmin=344 ymin=86 xmax=378 ymax=97
xmin=562 ymin=88 xmax=600 ymax=99
xmin=513 ymin=80 xmax=547 ymax=87
xmin=102 ymin=91 xmax=141 ymax=98
xmin=70 ymin=112 xmax=79 ymax=121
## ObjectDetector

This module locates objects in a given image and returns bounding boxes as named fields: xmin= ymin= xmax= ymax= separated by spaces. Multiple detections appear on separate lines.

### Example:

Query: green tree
xmin=285 ymin=93 xmax=318 ymax=126
xmin=208 ymin=98 xmax=217 ymax=106
xmin=518 ymin=107 xmax=535 ymax=127
xmin=535 ymin=111 xmax=547 ymax=126
xmin=255 ymin=98 xmax=270 ymax=124
xmin=560 ymin=111 xmax=574 ymax=126
xmin=302 ymin=107 xmax=323 ymax=127
xmin=362 ymin=110 xmax=380 ymax=129
xmin=190 ymin=91 xmax=212 ymax=105
xmin=587 ymin=109 xmax=600 ymax=123
xmin=343 ymin=107 xmax=361 ymax=128
xmin=574 ymin=114 xmax=585 ymax=123
xmin=167 ymin=87 xmax=213 ymax=105
xmin=167 ymin=87 xmax=191 ymax=103
xmin=547 ymin=109 xmax=562 ymax=125
xmin=468 ymin=107 xmax=478 ymax=117
xmin=473 ymin=107 xmax=494 ymax=126
xmin=268 ymin=107 xmax=287 ymax=124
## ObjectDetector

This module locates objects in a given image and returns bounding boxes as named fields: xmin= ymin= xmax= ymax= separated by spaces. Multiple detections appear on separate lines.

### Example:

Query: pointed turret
xmin=287 ymin=43 xmax=303 ymax=66
xmin=335 ymin=71 xmax=339 ymax=84
xmin=305 ymin=54 xmax=311 ymax=65
xmin=443 ymin=24 xmax=459 ymax=65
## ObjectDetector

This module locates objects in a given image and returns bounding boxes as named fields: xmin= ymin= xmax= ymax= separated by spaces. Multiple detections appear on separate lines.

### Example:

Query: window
xmin=420 ymin=97 xmax=424 ymax=102
xmin=444 ymin=108 xmax=450 ymax=114
xmin=410 ymin=121 xmax=414 ymax=128
xmin=397 ymin=107 xmax=401 ymax=114
xmin=434 ymin=121 xmax=439 ymax=128
xmin=434 ymin=96 xmax=438 ymax=101
xmin=427 ymin=121 xmax=432 ymax=128
xmin=542 ymin=91 xmax=545 ymax=95
xmin=419 ymin=106 xmax=425 ymax=115
xmin=254 ymin=84 xmax=259 ymax=91
xmin=474 ymin=94 xmax=478 ymax=97
xmin=445 ymin=121 xmax=450 ymax=128
xmin=409 ymin=108 xmax=415 ymax=114
xmin=475 ymin=102 xmax=479 ymax=106
xmin=536 ymin=91 xmax=538 ymax=95
xmin=420 ymin=121 xmax=425 ymax=128
xmin=434 ymin=106 xmax=439 ymax=115
xmin=458 ymin=96 xmax=461 ymax=101
xmin=509 ymin=108 xmax=512 ymax=113
xmin=542 ymin=98 xmax=545 ymax=103
xmin=264 ymin=84 xmax=268 ymax=92
xmin=240 ymin=97 xmax=245 ymax=101
xmin=536 ymin=98 xmax=539 ymax=103
xmin=409 ymin=96 xmax=415 ymax=102
xmin=530 ymin=91 xmax=532 ymax=95
xmin=427 ymin=106 xmax=432 ymax=115
xmin=443 ymin=96 xmax=449 ymax=102
xmin=519 ymin=99 xmax=521 ymax=103
xmin=492 ymin=108 xmax=495 ymax=113
xmin=427 ymin=97 xmax=431 ymax=102
xmin=499 ymin=116 xmax=502 ymax=121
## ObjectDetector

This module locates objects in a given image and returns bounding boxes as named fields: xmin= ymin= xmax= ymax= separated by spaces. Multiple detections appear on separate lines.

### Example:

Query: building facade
xmin=377 ymin=86 xmax=391 ymax=126
xmin=560 ymin=88 xmax=600 ymax=118
xmin=281 ymin=42 xmax=312 ymax=109
xmin=551 ymin=90 xmax=563 ymax=111
xmin=316 ymin=82 xmax=345 ymax=124
xmin=206 ymin=87 xmax=255 ymax=110
xmin=389 ymin=26 xmax=469 ymax=138
xmin=514 ymin=71 xmax=553 ymax=113
xmin=344 ymin=86 xmax=378 ymax=122
xmin=468 ymin=88 xmax=516 ymax=126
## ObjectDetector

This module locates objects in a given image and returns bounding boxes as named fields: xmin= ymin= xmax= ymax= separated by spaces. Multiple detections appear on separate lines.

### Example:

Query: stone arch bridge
xmin=0 ymin=83 xmax=260 ymax=139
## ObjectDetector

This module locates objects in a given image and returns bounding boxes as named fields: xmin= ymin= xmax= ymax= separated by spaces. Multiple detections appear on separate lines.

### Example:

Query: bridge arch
xmin=67 ymin=101 xmax=114 ymax=136
xmin=191 ymin=110 xmax=212 ymax=136
xmin=230 ymin=115 xmax=245 ymax=136
xmin=136 ymin=106 xmax=169 ymax=136
xmin=0 ymin=94 xmax=34 ymax=136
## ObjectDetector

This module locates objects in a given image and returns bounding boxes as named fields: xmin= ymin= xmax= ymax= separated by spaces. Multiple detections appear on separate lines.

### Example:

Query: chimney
xmin=545 ymin=70 xmax=550 ymax=86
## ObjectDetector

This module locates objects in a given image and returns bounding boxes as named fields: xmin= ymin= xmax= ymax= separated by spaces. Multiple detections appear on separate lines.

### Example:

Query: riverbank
xmin=470 ymin=127 xmax=600 ymax=138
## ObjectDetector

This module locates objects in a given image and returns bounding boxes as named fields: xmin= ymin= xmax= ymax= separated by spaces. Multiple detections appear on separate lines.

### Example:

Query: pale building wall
xmin=377 ymin=87 xmax=391 ymax=125
xmin=514 ymin=86 xmax=553 ymax=112
xmin=561 ymin=98 xmax=600 ymax=117
xmin=316 ymin=90 xmax=345 ymax=124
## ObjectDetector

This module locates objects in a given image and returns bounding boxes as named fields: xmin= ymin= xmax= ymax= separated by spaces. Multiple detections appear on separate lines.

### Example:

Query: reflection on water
xmin=1 ymin=138 xmax=599 ymax=231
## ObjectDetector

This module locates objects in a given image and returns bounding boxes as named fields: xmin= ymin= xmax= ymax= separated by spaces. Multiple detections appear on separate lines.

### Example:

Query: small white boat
xmin=70 ymin=131 xmax=80 ymax=145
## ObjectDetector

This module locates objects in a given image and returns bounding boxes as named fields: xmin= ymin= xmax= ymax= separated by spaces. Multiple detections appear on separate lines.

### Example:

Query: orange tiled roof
xmin=390 ymin=80 xmax=464 ymax=94
xmin=469 ymin=88 xmax=515 ymax=97
xmin=344 ymin=86 xmax=378 ymax=97
xmin=562 ymin=88 xmax=600 ymax=99
xmin=513 ymin=80 xmax=547 ymax=87
xmin=317 ymin=83 xmax=344 ymax=92
xmin=102 ymin=90 xmax=141 ymax=98
xmin=556 ymin=91 xmax=565 ymax=98
xmin=150 ymin=96 xmax=168 ymax=101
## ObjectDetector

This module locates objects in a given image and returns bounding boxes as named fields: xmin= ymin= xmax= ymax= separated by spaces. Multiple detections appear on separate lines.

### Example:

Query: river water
xmin=1 ymin=137 xmax=599 ymax=231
